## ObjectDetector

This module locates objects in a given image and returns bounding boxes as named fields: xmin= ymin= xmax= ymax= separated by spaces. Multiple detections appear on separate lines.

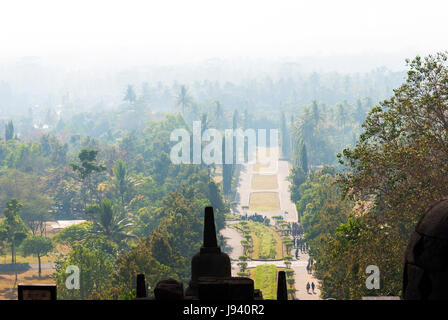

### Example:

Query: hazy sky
xmin=1 ymin=0 xmax=447 ymax=67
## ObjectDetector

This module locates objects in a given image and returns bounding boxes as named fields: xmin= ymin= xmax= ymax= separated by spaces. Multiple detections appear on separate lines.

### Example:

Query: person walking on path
xmin=311 ymin=282 xmax=315 ymax=293
xmin=306 ymin=282 xmax=310 ymax=294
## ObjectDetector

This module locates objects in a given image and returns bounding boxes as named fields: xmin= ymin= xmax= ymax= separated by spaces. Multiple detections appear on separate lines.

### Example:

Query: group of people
xmin=291 ymin=224 xmax=319 ymax=296
xmin=306 ymin=281 xmax=316 ymax=294
xmin=306 ymin=257 xmax=314 ymax=274
xmin=294 ymin=238 xmax=308 ymax=259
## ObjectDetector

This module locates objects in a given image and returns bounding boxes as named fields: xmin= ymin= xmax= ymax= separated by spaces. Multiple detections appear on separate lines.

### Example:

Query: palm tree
xmin=175 ymin=85 xmax=192 ymax=115
xmin=214 ymin=101 xmax=224 ymax=127
xmin=89 ymin=199 xmax=134 ymax=242
xmin=113 ymin=160 xmax=128 ymax=205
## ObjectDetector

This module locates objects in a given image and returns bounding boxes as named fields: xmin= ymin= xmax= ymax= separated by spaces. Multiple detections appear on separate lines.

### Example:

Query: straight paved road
xmin=220 ymin=221 xmax=244 ymax=276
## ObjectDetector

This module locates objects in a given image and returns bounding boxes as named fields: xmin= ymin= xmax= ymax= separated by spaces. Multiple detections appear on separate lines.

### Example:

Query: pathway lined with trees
xmin=224 ymin=147 xmax=321 ymax=299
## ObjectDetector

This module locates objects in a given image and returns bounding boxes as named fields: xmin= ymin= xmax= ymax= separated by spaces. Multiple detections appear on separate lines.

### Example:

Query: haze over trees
xmin=286 ymin=52 xmax=448 ymax=299
xmin=0 ymin=48 xmax=445 ymax=300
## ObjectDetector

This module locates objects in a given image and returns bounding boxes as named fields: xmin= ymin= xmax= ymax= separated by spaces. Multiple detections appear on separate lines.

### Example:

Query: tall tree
xmin=87 ymin=199 xmax=133 ymax=242
xmin=113 ymin=160 xmax=128 ymax=205
xmin=311 ymin=100 xmax=321 ymax=127
xmin=0 ymin=199 xmax=29 ymax=282
xmin=222 ymin=136 xmax=232 ymax=195
xmin=232 ymin=109 xmax=239 ymax=130
xmin=123 ymin=85 xmax=137 ymax=104
xmin=22 ymin=236 xmax=53 ymax=278
xmin=280 ymin=111 xmax=290 ymax=158
xmin=298 ymin=139 xmax=309 ymax=174
xmin=353 ymin=99 xmax=366 ymax=123
xmin=176 ymin=85 xmax=192 ymax=115
xmin=215 ymin=101 xmax=224 ymax=126
xmin=5 ymin=120 xmax=14 ymax=141
xmin=54 ymin=244 xmax=115 ymax=299
xmin=70 ymin=149 xmax=106 ymax=209
xmin=335 ymin=52 xmax=448 ymax=298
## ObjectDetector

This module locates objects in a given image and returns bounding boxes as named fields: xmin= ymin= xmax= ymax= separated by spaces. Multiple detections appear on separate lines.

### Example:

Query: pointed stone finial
xmin=136 ymin=274 xmax=147 ymax=298
xmin=277 ymin=271 xmax=287 ymax=300
xmin=203 ymin=206 xmax=218 ymax=248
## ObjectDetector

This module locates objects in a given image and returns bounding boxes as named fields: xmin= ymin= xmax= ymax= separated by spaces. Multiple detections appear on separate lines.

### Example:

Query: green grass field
xmin=249 ymin=265 xmax=296 ymax=300
xmin=249 ymin=264 xmax=278 ymax=300
xmin=233 ymin=221 xmax=283 ymax=260
xmin=0 ymin=269 xmax=55 ymax=300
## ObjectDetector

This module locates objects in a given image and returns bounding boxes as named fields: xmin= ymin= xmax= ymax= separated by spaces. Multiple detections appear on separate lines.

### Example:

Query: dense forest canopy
xmin=0 ymin=50 xmax=446 ymax=300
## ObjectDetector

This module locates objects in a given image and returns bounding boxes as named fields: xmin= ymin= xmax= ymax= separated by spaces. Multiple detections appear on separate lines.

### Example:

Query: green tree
xmin=87 ymin=199 xmax=133 ymax=243
xmin=54 ymin=244 xmax=115 ymax=299
xmin=113 ymin=160 xmax=128 ymax=205
xmin=53 ymin=222 xmax=93 ymax=245
xmin=0 ymin=199 xmax=29 ymax=281
xmin=298 ymin=139 xmax=308 ymax=174
xmin=70 ymin=149 xmax=106 ymax=209
xmin=22 ymin=236 xmax=53 ymax=278
xmin=332 ymin=52 xmax=448 ymax=298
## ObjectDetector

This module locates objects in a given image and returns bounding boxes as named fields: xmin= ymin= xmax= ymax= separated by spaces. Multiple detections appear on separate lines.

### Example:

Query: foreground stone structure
xmin=150 ymin=206 xmax=271 ymax=300
xmin=403 ymin=198 xmax=448 ymax=299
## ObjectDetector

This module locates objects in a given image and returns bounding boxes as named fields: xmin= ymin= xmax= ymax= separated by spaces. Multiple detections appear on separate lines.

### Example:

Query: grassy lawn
xmin=0 ymin=269 xmax=55 ymax=300
xmin=248 ymin=221 xmax=283 ymax=260
xmin=0 ymin=253 xmax=55 ymax=265
xmin=0 ymin=243 xmax=69 ymax=265
xmin=251 ymin=174 xmax=278 ymax=190
xmin=230 ymin=221 xmax=283 ymax=260
xmin=0 ymin=243 xmax=68 ymax=299
xmin=249 ymin=192 xmax=280 ymax=211
xmin=249 ymin=264 xmax=277 ymax=300
xmin=249 ymin=265 xmax=296 ymax=300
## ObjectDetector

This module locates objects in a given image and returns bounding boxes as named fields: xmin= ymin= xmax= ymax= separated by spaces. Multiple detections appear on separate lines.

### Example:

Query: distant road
xmin=234 ymin=159 xmax=298 ymax=222
xmin=220 ymin=221 xmax=244 ymax=276
xmin=228 ymin=147 xmax=321 ymax=299
xmin=0 ymin=263 xmax=55 ymax=272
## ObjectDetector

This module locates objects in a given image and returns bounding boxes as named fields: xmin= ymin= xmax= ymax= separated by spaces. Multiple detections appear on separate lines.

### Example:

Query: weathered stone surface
xmin=415 ymin=200 xmax=448 ymax=240
xmin=277 ymin=271 xmax=287 ymax=300
xmin=154 ymin=278 xmax=184 ymax=300
xmin=136 ymin=274 xmax=146 ymax=298
xmin=197 ymin=277 xmax=254 ymax=300
xmin=186 ymin=207 xmax=232 ymax=297
xmin=161 ymin=206 xmax=262 ymax=300
xmin=403 ymin=198 xmax=448 ymax=299
xmin=225 ymin=277 xmax=254 ymax=300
